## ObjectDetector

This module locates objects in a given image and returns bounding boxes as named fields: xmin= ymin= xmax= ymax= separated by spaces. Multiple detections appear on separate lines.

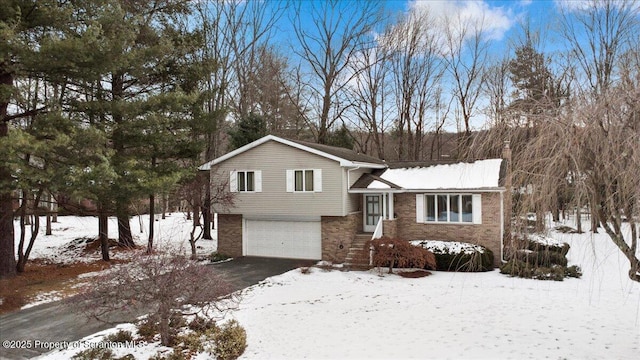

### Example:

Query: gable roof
xmin=199 ymin=135 xmax=387 ymax=171
xmin=288 ymin=139 xmax=385 ymax=165
xmin=350 ymin=159 xmax=505 ymax=192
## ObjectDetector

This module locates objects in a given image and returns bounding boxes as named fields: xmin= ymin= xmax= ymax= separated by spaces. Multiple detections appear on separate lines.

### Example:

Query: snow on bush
xmin=502 ymin=232 xmax=578 ymax=281
xmin=410 ymin=240 xmax=494 ymax=272
xmin=517 ymin=232 xmax=571 ymax=256
xmin=526 ymin=233 xmax=566 ymax=248
xmin=410 ymin=240 xmax=485 ymax=255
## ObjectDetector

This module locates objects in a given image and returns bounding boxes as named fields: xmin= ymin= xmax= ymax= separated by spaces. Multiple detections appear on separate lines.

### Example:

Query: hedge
xmin=411 ymin=240 xmax=494 ymax=272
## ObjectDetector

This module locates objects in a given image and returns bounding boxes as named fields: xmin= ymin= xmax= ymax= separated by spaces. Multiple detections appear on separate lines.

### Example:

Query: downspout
xmin=500 ymin=191 xmax=506 ymax=263
xmin=346 ymin=164 xmax=361 ymax=218
xmin=347 ymin=165 xmax=361 ymax=190
xmin=501 ymin=141 xmax=512 ymax=264
xmin=346 ymin=165 xmax=362 ymax=252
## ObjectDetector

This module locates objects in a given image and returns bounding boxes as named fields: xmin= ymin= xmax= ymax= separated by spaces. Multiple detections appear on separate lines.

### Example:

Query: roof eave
xmin=348 ymin=188 xmax=405 ymax=193
xmin=346 ymin=161 xmax=387 ymax=169
xmin=403 ymin=187 xmax=506 ymax=193
xmin=198 ymin=135 xmax=386 ymax=170
xmin=349 ymin=187 xmax=505 ymax=193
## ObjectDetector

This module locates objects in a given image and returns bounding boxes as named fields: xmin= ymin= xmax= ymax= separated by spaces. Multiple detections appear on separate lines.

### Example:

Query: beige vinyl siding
xmin=344 ymin=167 xmax=368 ymax=213
xmin=211 ymin=141 xmax=345 ymax=217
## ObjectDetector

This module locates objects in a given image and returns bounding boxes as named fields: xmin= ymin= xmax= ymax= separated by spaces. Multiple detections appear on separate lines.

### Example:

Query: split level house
xmin=199 ymin=135 xmax=512 ymax=266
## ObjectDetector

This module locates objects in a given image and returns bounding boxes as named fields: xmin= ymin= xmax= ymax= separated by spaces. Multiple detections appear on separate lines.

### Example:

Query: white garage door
xmin=244 ymin=219 xmax=322 ymax=260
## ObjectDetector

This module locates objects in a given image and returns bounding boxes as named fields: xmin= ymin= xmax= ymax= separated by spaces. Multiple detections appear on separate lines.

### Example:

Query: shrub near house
xmin=500 ymin=233 xmax=581 ymax=281
xmin=411 ymin=240 xmax=494 ymax=272
xmin=367 ymin=237 xmax=437 ymax=274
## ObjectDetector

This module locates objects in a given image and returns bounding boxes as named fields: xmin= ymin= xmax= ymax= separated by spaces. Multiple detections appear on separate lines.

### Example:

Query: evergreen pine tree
xmin=228 ymin=113 xmax=268 ymax=150
xmin=0 ymin=0 xmax=86 ymax=278
xmin=63 ymin=0 xmax=206 ymax=251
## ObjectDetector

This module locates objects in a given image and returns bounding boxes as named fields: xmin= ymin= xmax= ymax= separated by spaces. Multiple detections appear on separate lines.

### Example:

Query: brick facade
xmin=382 ymin=219 xmax=398 ymax=238
xmin=217 ymin=212 xmax=364 ymax=262
xmin=394 ymin=192 xmax=503 ymax=266
xmin=321 ymin=212 xmax=362 ymax=262
xmin=216 ymin=192 xmax=505 ymax=266
xmin=217 ymin=214 xmax=243 ymax=257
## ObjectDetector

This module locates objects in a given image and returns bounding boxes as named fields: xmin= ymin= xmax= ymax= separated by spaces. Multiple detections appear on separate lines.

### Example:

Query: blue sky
xmin=273 ymin=0 xmax=567 ymax=56
xmin=259 ymin=0 xmax=637 ymax=130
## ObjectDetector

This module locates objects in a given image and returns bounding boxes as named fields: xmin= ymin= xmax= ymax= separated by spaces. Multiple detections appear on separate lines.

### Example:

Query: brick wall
xmin=321 ymin=212 xmax=361 ymax=262
xmin=382 ymin=219 xmax=398 ymax=238
xmin=217 ymin=214 xmax=243 ymax=257
xmin=394 ymin=192 xmax=503 ymax=266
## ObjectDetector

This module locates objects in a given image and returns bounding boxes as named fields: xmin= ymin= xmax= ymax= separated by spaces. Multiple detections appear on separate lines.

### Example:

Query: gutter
xmin=348 ymin=187 xmax=506 ymax=194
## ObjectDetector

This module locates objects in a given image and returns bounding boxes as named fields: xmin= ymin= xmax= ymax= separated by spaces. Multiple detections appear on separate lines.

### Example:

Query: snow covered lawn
xmin=4 ymin=213 xmax=217 ymax=312
xmin=14 ymin=213 xmax=216 ymax=265
xmin=37 ymin=222 xmax=640 ymax=359
xmin=234 ymin=228 xmax=639 ymax=359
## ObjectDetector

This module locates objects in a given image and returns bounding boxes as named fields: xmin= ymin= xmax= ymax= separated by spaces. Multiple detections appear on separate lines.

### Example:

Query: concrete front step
xmin=344 ymin=234 xmax=374 ymax=269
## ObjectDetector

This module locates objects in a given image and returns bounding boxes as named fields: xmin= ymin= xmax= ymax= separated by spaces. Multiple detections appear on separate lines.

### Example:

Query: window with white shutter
xmin=286 ymin=169 xmax=322 ymax=192
xmin=230 ymin=170 xmax=262 ymax=193
xmin=419 ymin=193 xmax=481 ymax=224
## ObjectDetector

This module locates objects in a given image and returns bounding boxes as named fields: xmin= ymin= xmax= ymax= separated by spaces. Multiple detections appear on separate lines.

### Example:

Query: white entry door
xmin=363 ymin=195 xmax=382 ymax=233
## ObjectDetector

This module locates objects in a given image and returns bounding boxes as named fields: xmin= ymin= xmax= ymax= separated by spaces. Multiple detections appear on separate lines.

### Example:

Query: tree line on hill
xmin=1 ymin=0 xmax=639 ymax=282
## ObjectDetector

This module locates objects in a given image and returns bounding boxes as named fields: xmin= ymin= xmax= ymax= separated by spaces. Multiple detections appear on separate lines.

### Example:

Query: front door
xmin=363 ymin=194 xmax=382 ymax=233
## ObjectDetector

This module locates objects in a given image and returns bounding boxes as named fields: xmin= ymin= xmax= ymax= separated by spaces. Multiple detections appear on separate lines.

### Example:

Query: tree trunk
xmin=147 ymin=194 xmax=155 ymax=254
xmin=159 ymin=304 xmax=171 ymax=346
xmin=17 ymin=193 xmax=28 ymax=273
xmin=161 ymin=194 xmax=166 ymax=220
xmin=99 ymin=209 xmax=110 ymax=261
xmin=192 ymin=205 xmax=201 ymax=226
xmin=46 ymin=213 xmax=52 ymax=235
xmin=0 ymin=66 xmax=16 ymax=279
xmin=0 ymin=121 xmax=17 ymax=279
xmin=52 ymin=200 xmax=58 ymax=222
xmin=17 ymin=214 xmax=39 ymax=273
xmin=203 ymin=173 xmax=212 ymax=239
xmin=591 ymin=205 xmax=599 ymax=233
xmin=116 ymin=196 xmax=134 ymax=247
xmin=576 ymin=202 xmax=582 ymax=233
xmin=117 ymin=212 xmax=134 ymax=247
xmin=190 ymin=224 xmax=198 ymax=260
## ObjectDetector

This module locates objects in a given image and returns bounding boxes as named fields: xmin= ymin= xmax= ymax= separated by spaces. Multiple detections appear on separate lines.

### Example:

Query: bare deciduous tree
xmin=559 ymin=0 xmax=638 ymax=97
xmin=482 ymin=57 xmax=511 ymax=127
xmin=441 ymin=11 xmax=490 ymax=159
xmin=74 ymin=253 xmax=239 ymax=346
xmin=346 ymin=42 xmax=391 ymax=158
xmin=291 ymin=0 xmax=382 ymax=144
xmin=195 ymin=1 xmax=284 ymax=238
xmin=518 ymin=86 xmax=640 ymax=282
xmin=383 ymin=8 xmax=445 ymax=161
xmin=243 ymin=45 xmax=306 ymax=139
xmin=174 ymin=170 xmax=235 ymax=259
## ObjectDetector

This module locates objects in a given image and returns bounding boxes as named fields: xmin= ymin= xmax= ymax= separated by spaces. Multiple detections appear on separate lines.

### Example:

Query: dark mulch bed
xmin=398 ymin=270 xmax=432 ymax=278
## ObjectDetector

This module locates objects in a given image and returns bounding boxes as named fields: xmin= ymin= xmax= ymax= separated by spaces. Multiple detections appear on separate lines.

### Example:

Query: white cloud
xmin=409 ymin=0 xmax=515 ymax=41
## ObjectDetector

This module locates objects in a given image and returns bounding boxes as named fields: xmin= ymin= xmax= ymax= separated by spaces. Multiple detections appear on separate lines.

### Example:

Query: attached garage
xmin=243 ymin=218 xmax=322 ymax=260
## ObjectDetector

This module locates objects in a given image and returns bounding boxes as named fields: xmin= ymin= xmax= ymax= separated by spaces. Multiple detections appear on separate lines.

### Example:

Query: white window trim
xmin=230 ymin=170 xmax=262 ymax=193
xmin=420 ymin=193 xmax=481 ymax=225
xmin=286 ymin=169 xmax=322 ymax=193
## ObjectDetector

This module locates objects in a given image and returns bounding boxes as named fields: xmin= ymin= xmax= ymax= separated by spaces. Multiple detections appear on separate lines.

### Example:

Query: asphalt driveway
xmin=0 ymin=257 xmax=313 ymax=360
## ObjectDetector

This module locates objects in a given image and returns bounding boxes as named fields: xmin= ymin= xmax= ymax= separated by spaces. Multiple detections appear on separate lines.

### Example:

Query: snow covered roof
xmin=351 ymin=159 xmax=505 ymax=192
